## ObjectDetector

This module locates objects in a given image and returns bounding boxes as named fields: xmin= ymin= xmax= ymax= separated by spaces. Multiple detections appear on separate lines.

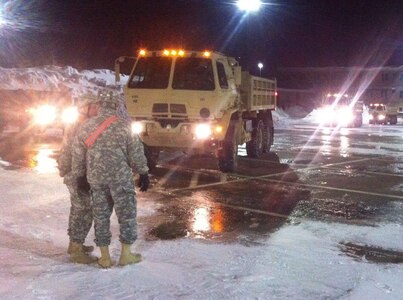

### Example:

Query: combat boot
xmin=98 ymin=246 xmax=113 ymax=268
xmin=69 ymin=242 xmax=97 ymax=264
xmin=118 ymin=243 xmax=142 ymax=266
xmin=67 ymin=241 xmax=94 ymax=254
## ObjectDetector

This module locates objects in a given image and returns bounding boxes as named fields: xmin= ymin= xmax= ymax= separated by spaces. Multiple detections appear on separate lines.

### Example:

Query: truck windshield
xmin=128 ymin=57 xmax=172 ymax=89
xmin=172 ymin=57 xmax=215 ymax=91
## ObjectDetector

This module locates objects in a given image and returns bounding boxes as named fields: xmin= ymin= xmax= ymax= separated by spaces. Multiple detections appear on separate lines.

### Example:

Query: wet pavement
xmin=1 ymin=123 xmax=403 ymax=256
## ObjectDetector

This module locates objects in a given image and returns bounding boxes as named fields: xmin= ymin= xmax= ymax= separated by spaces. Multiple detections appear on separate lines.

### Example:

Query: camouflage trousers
xmin=91 ymin=181 xmax=137 ymax=247
xmin=66 ymin=184 xmax=93 ymax=244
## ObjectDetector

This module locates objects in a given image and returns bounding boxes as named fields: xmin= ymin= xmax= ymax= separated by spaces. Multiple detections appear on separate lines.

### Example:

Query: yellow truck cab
xmin=115 ymin=49 xmax=277 ymax=172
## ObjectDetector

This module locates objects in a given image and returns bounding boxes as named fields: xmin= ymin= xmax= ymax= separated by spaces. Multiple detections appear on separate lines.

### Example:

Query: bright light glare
xmin=195 ymin=124 xmax=212 ymax=139
xmin=62 ymin=107 xmax=79 ymax=124
xmin=316 ymin=107 xmax=335 ymax=124
xmin=131 ymin=121 xmax=144 ymax=134
xmin=258 ymin=62 xmax=263 ymax=69
xmin=236 ymin=0 xmax=262 ymax=12
xmin=337 ymin=107 xmax=354 ymax=126
xmin=32 ymin=105 xmax=57 ymax=125
xmin=32 ymin=148 xmax=58 ymax=174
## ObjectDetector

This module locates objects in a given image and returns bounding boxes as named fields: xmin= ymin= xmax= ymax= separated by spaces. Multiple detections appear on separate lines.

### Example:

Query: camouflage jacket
xmin=72 ymin=107 xmax=148 ymax=185
xmin=57 ymin=122 xmax=81 ymax=185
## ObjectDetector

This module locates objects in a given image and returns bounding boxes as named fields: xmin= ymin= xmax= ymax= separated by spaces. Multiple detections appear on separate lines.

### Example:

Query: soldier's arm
xmin=71 ymin=131 xmax=87 ymax=178
xmin=57 ymin=126 xmax=74 ymax=177
xmin=127 ymin=129 xmax=149 ymax=174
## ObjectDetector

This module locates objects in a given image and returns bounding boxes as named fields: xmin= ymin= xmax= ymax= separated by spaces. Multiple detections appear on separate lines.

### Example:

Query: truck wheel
xmin=218 ymin=141 xmax=237 ymax=173
xmin=260 ymin=111 xmax=273 ymax=153
xmin=390 ymin=116 xmax=397 ymax=125
xmin=144 ymin=145 xmax=160 ymax=172
xmin=218 ymin=124 xmax=237 ymax=173
xmin=246 ymin=120 xmax=264 ymax=158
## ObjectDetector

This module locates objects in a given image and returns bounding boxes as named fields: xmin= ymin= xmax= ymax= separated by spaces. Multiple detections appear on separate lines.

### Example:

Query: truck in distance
xmin=115 ymin=49 xmax=277 ymax=172
xmin=368 ymin=103 xmax=398 ymax=125
xmin=316 ymin=93 xmax=363 ymax=127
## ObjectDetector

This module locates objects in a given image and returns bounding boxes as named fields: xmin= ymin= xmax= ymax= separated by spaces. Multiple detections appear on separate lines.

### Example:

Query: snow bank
xmin=0 ymin=66 xmax=128 ymax=97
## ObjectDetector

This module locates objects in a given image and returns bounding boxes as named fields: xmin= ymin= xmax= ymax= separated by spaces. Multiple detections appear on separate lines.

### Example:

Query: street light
xmin=258 ymin=62 xmax=263 ymax=76
xmin=236 ymin=0 xmax=263 ymax=13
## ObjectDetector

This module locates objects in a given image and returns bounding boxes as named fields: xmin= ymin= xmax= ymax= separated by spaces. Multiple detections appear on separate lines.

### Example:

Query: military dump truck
xmin=316 ymin=93 xmax=363 ymax=127
xmin=115 ymin=49 xmax=277 ymax=172
xmin=368 ymin=103 xmax=398 ymax=125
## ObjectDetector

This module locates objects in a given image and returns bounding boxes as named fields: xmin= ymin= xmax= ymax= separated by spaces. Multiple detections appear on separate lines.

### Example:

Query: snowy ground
xmin=1 ymin=124 xmax=403 ymax=299
xmin=0 ymin=166 xmax=402 ymax=299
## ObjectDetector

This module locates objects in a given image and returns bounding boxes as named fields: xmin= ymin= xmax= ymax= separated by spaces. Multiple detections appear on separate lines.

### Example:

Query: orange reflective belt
xmin=84 ymin=115 xmax=118 ymax=149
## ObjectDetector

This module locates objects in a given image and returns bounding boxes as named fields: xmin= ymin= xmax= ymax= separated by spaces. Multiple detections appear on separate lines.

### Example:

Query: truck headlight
xmin=32 ymin=105 xmax=57 ymax=125
xmin=195 ymin=124 xmax=212 ymax=139
xmin=378 ymin=114 xmax=385 ymax=121
xmin=369 ymin=115 xmax=374 ymax=120
xmin=131 ymin=121 xmax=144 ymax=134
xmin=62 ymin=107 xmax=79 ymax=124
xmin=337 ymin=107 xmax=354 ymax=124
xmin=316 ymin=107 xmax=334 ymax=123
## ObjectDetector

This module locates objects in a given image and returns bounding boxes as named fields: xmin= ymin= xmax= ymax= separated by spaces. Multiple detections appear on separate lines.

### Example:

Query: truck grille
xmin=152 ymin=103 xmax=187 ymax=119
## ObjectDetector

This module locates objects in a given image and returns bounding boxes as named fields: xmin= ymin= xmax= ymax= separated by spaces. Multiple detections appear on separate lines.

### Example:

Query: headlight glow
xmin=32 ymin=105 xmax=57 ymax=125
xmin=378 ymin=114 xmax=385 ymax=120
xmin=131 ymin=121 xmax=144 ymax=134
xmin=195 ymin=124 xmax=212 ymax=139
xmin=62 ymin=107 xmax=79 ymax=124
xmin=337 ymin=107 xmax=354 ymax=124
xmin=316 ymin=107 xmax=335 ymax=124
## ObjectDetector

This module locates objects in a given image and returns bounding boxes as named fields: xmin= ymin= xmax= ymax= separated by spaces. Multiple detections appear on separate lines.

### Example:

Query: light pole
xmin=258 ymin=62 xmax=263 ymax=76
xmin=236 ymin=0 xmax=263 ymax=71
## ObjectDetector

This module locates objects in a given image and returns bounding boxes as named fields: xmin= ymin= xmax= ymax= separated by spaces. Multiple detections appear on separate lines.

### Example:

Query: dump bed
xmin=240 ymin=71 xmax=277 ymax=111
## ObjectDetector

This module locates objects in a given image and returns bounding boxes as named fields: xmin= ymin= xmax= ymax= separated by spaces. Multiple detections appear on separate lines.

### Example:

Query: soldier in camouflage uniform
xmin=57 ymin=93 xmax=100 ymax=264
xmin=72 ymin=90 xmax=149 ymax=268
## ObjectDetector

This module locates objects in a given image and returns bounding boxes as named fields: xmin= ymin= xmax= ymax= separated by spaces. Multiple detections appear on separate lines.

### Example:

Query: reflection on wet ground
xmin=145 ymin=153 xmax=310 ymax=242
xmin=0 ymin=134 xmax=60 ymax=173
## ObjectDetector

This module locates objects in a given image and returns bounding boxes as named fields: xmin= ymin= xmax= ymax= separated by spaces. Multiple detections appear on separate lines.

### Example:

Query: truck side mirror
xmin=234 ymin=66 xmax=242 ymax=86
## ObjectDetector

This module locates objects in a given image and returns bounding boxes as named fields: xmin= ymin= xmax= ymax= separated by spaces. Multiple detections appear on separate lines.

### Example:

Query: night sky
xmin=0 ymin=0 xmax=402 ymax=75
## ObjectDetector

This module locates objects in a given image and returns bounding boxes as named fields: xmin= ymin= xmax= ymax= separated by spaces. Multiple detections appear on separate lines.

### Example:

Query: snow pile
xmin=0 ymin=66 xmax=128 ymax=97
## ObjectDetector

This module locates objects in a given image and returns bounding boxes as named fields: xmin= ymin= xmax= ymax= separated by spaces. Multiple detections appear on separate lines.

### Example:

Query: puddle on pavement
xmin=149 ymin=221 xmax=188 ymax=240
xmin=340 ymin=242 xmax=403 ymax=264
xmin=0 ymin=135 xmax=60 ymax=173
xmin=147 ymin=180 xmax=311 ymax=242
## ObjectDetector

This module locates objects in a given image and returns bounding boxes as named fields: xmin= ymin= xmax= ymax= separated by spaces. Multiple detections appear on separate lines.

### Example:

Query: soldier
xmin=72 ymin=90 xmax=149 ymax=268
xmin=57 ymin=93 xmax=100 ymax=264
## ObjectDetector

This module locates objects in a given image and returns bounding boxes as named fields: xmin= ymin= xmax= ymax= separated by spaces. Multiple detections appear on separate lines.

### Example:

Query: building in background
xmin=277 ymin=65 xmax=403 ymax=113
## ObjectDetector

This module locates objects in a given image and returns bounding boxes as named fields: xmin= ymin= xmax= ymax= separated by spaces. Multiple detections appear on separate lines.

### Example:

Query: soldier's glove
xmin=77 ymin=176 xmax=91 ymax=192
xmin=137 ymin=173 xmax=150 ymax=192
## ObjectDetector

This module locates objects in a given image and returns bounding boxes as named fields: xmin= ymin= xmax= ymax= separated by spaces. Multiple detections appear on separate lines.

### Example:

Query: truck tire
xmin=260 ymin=111 xmax=273 ymax=153
xmin=390 ymin=115 xmax=397 ymax=125
xmin=246 ymin=120 xmax=264 ymax=158
xmin=144 ymin=144 xmax=160 ymax=172
xmin=218 ymin=124 xmax=237 ymax=173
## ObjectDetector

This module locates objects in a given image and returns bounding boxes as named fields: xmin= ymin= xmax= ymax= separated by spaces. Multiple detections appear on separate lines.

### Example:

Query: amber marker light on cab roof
xmin=163 ymin=49 xmax=170 ymax=56
xmin=170 ymin=50 xmax=177 ymax=56
xmin=139 ymin=49 xmax=146 ymax=56
xmin=203 ymin=51 xmax=211 ymax=57
xmin=178 ymin=50 xmax=185 ymax=56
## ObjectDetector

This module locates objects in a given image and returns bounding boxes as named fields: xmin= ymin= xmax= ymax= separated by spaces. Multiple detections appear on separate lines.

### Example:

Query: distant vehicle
xmin=0 ymin=90 xmax=78 ymax=136
xmin=115 ymin=49 xmax=277 ymax=172
xmin=316 ymin=93 xmax=363 ymax=127
xmin=368 ymin=103 xmax=398 ymax=125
